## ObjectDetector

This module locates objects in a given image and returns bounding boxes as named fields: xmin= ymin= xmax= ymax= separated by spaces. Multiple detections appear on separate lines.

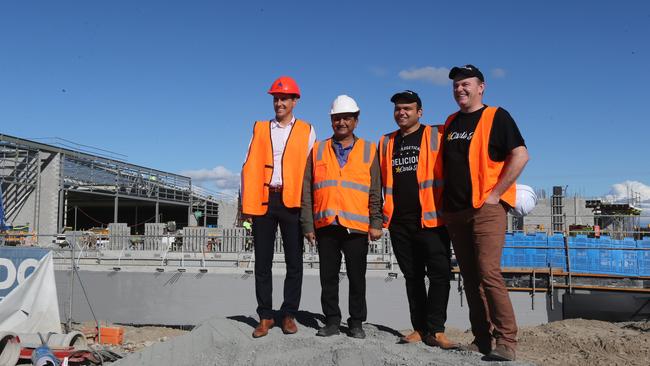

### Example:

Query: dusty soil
xmin=84 ymin=319 xmax=650 ymax=365
xmin=72 ymin=322 xmax=190 ymax=355
xmin=446 ymin=319 xmax=650 ymax=366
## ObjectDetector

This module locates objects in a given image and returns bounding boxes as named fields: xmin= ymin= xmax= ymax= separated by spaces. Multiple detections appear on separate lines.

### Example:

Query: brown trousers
xmin=444 ymin=203 xmax=518 ymax=347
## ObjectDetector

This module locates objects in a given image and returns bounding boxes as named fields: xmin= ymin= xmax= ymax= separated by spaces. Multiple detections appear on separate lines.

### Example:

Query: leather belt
xmin=268 ymin=186 xmax=283 ymax=193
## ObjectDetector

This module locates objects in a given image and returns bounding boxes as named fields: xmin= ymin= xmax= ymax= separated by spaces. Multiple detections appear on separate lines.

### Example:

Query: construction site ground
xmin=80 ymin=317 xmax=650 ymax=366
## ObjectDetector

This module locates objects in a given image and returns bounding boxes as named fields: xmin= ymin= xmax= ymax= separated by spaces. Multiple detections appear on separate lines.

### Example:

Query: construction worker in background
xmin=379 ymin=90 xmax=458 ymax=349
xmin=442 ymin=65 xmax=529 ymax=361
xmin=300 ymin=95 xmax=383 ymax=339
xmin=240 ymin=76 xmax=316 ymax=338
xmin=242 ymin=217 xmax=253 ymax=251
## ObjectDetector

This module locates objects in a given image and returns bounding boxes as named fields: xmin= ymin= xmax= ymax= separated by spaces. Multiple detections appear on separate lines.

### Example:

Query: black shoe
xmin=316 ymin=324 xmax=340 ymax=337
xmin=349 ymin=326 xmax=366 ymax=339
xmin=487 ymin=344 xmax=516 ymax=361
xmin=460 ymin=339 xmax=492 ymax=355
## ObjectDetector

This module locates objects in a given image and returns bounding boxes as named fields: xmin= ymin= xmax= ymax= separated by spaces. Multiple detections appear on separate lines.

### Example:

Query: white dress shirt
xmin=269 ymin=116 xmax=316 ymax=187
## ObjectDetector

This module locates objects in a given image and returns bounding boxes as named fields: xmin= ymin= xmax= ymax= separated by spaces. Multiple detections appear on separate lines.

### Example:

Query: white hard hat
xmin=330 ymin=95 xmax=360 ymax=115
xmin=509 ymin=184 xmax=537 ymax=217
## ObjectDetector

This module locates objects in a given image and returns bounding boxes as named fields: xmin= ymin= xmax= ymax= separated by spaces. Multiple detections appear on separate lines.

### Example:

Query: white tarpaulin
xmin=0 ymin=247 xmax=61 ymax=334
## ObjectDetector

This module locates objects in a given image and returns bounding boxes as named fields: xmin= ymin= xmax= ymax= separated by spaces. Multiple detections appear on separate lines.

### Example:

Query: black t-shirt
xmin=443 ymin=106 xmax=526 ymax=212
xmin=391 ymin=124 xmax=425 ymax=224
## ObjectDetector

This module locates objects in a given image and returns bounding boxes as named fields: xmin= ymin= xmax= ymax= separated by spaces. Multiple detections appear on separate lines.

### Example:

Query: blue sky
xmin=1 ymin=1 xmax=649 ymax=203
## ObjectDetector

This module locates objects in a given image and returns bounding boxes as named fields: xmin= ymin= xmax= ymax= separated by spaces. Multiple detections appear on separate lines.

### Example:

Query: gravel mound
xmin=114 ymin=314 xmax=530 ymax=366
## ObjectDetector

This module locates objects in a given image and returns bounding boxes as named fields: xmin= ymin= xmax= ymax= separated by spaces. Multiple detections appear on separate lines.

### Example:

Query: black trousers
xmin=252 ymin=192 xmax=303 ymax=319
xmin=388 ymin=222 xmax=451 ymax=334
xmin=316 ymin=225 xmax=368 ymax=328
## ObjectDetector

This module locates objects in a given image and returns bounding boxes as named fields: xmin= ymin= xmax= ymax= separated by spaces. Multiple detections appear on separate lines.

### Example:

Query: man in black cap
xmin=378 ymin=90 xmax=457 ymax=349
xmin=442 ymin=65 xmax=529 ymax=361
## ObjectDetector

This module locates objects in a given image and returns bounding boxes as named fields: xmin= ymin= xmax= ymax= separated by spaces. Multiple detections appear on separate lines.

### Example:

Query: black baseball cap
xmin=390 ymin=90 xmax=422 ymax=108
xmin=449 ymin=64 xmax=485 ymax=82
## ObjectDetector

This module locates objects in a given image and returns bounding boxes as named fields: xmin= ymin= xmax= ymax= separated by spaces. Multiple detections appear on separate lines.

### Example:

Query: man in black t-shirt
xmin=379 ymin=90 xmax=457 ymax=350
xmin=442 ymin=65 xmax=529 ymax=361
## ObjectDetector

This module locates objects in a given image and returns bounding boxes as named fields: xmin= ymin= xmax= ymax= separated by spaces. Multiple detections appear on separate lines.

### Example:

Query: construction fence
xmin=2 ymin=222 xmax=650 ymax=276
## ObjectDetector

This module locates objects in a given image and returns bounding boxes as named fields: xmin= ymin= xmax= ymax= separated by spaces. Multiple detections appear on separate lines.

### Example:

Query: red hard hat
xmin=268 ymin=76 xmax=301 ymax=98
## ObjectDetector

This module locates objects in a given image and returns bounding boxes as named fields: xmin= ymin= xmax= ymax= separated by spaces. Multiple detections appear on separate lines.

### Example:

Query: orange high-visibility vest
xmin=241 ymin=119 xmax=311 ymax=215
xmin=443 ymin=106 xmax=516 ymax=209
xmin=379 ymin=125 xmax=444 ymax=228
xmin=312 ymin=138 xmax=376 ymax=232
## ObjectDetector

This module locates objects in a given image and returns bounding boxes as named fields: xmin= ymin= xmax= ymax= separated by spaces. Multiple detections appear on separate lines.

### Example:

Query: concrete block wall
xmin=38 ymin=152 xmax=61 ymax=240
xmin=216 ymin=199 xmax=237 ymax=228
xmin=3 ymin=151 xmax=61 ymax=245
xmin=522 ymin=196 xmax=594 ymax=232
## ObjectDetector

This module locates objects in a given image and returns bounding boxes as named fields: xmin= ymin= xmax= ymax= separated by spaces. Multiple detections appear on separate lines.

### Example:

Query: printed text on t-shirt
xmin=392 ymin=145 xmax=419 ymax=173
xmin=447 ymin=131 xmax=474 ymax=141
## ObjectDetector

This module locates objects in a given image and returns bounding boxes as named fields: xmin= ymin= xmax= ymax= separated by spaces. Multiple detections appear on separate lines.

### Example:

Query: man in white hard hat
xmin=301 ymin=95 xmax=383 ymax=339
xmin=442 ymin=65 xmax=529 ymax=361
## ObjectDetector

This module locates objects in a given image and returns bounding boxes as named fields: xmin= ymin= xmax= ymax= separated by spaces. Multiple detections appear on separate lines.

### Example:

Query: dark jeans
xmin=444 ymin=203 xmax=518 ymax=347
xmin=316 ymin=225 xmax=368 ymax=328
xmin=252 ymin=192 xmax=303 ymax=320
xmin=388 ymin=222 xmax=451 ymax=334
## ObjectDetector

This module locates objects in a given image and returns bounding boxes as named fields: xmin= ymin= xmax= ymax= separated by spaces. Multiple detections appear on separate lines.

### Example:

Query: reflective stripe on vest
xmin=380 ymin=125 xmax=445 ymax=228
xmin=444 ymin=107 xmax=516 ymax=208
xmin=311 ymin=138 xmax=375 ymax=232
xmin=341 ymin=180 xmax=370 ymax=193
xmin=419 ymin=179 xmax=444 ymax=190
xmin=314 ymin=210 xmax=369 ymax=224
xmin=314 ymin=179 xmax=370 ymax=193
xmin=314 ymin=180 xmax=338 ymax=190
xmin=423 ymin=211 xmax=443 ymax=221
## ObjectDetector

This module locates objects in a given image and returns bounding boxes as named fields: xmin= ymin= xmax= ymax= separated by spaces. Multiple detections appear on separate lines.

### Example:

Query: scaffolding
xmin=0 ymin=134 xmax=220 ymax=234
xmin=551 ymin=186 xmax=565 ymax=233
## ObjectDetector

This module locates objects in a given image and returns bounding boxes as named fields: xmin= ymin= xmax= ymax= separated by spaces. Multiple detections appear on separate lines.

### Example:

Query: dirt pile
xmin=518 ymin=319 xmax=650 ymax=366
xmin=101 ymin=318 xmax=650 ymax=365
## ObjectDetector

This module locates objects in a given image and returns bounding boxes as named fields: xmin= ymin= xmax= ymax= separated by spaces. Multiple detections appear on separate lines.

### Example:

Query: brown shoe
xmin=252 ymin=318 xmax=275 ymax=338
xmin=487 ymin=344 xmax=516 ymax=361
xmin=399 ymin=330 xmax=423 ymax=344
xmin=281 ymin=315 xmax=298 ymax=334
xmin=424 ymin=332 xmax=459 ymax=350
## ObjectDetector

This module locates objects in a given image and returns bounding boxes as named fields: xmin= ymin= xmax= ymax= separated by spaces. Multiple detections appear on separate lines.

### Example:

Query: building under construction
xmin=0 ymin=134 xmax=228 ymax=242
xmin=512 ymin=186 xmax=643 ymax=238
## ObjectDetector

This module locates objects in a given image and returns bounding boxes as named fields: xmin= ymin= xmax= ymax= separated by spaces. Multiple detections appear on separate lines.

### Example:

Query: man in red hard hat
xmin=241 ymin=76 xmax=316 ymax=338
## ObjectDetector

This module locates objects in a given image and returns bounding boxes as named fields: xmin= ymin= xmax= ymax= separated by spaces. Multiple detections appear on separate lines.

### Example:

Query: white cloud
xmin=603 ymin=181 xmax=650 ymax=225
xmin=491 ymin=68 xmax=506 ymax=78
xmin=604 ymin=181 xmax=650 ymax=203
xmin=181 ymin=166 xmax=240 ymax=192
xmin=398 ymin=66 xmax=450 ymax=85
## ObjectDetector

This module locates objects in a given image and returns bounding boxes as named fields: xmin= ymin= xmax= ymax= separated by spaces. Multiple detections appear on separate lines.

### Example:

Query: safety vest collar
xmin=316 ymin=136 xmax=372 ymax=165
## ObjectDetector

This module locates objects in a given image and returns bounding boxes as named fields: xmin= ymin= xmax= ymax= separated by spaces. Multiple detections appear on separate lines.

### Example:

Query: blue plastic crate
xmin=501 ymin=233 xmax=515 ymax=267
xmin=613 ymin=238 xmax=638 ymax=276
xmin=547 ymin=233 xmax=567 ymax=270
xmin=524 ymin=233 xmax=548 ymax=268
xmin=501 ymin=233 xmax=547 ymax=268
xmin=592 ymin=238 xmax=616 ymax=275
xmin=568 ymin=235 xmax=597 ymax=273
xmin=571 ymin=235 xmax=589 ymax=247
xmin=598 ymin=235 xmax=612 ymax=244
xmin=639 ymin=240 xmax=650 ymax=276
xmin=567 ymin=237 xmax=637 ymax=276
